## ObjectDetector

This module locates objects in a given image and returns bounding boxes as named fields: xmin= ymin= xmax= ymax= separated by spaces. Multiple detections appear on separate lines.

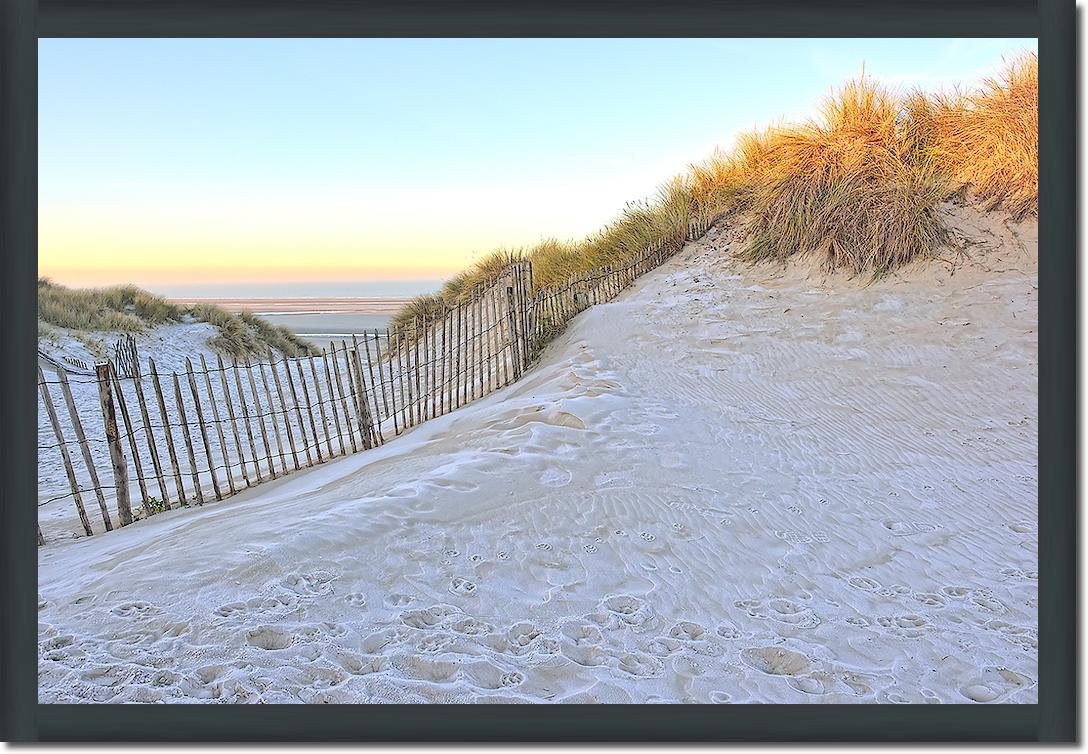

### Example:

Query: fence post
xmin=505 ymin=284 xmax=523 ymax=381
xmin=133 ymin=359 xmax=171 ymax=506
xmin=149 ymin=359 xmax=186 ymax=505
xmin=96 ymin=362 xmax=133 ymax=526
xmin=218 ymin=354 xmax=252 ymax=486
xmin=269 ymin=354 xmax=302 ymax=470
xmin=38 ymin=366 xmax=93 ymax=536
xmin=185 ymin=358 xmax=223 ymax=501
xmin=257 ymin=357 xmax=289 ymax=474
xmin=232 ymin=360 xmax=264 ymax=480
xmin=58 ymin=368 xmax=113 ymax=531
xmin=328 ymin=346 xmax=356 ymax=454
xmin=107 ymin=363 xmax=151 ymax=515
xmin=282 ymin=358 xmax=314 ymax=467
xmin=202 ymin=354 xmax=238 ymax=495
xmin=172 ymin=372 xmax=204 ymax=505
xmin=358 ymin=335 xmax=385 ymax=445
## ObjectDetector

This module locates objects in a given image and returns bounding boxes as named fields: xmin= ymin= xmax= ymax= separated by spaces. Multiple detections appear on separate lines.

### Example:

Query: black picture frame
xmin=1 ymin=0 xmax=1074 ymax=742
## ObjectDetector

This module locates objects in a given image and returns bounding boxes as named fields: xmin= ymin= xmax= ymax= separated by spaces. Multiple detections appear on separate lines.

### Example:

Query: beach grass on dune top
xmin=392 ymin=52 xmax=1036 ymax=331
xmin=902 ymin=52 xmax=1038 ymax=220
xmin=737 ymin=75 xmax=950 ymax=273
xmin=37 ymin=278 xmax=316 ymax=359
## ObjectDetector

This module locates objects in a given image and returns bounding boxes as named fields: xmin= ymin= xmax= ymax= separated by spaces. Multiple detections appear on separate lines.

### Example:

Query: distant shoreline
xmin=167 ymin=296 xmax=413 ymax=315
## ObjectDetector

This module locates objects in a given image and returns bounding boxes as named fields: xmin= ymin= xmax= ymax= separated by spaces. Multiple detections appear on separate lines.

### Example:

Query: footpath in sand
xmin=38 ymin=207 xmax=1038 ymax=704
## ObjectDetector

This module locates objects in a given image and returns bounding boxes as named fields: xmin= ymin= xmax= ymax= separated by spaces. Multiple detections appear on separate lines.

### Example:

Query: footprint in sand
xmin=960 ymin=667 xmax=1033 ymax=703
xmin=450 ymin=617 xmax=493 ymax=636
xmin=383 ymin=593 xmax=415 ymax=608
xmin=448 ymin=577 xmax=478 ymax=597
xmin=110 ymin=601 xmax=161 ymax=618
xmin=282 ymin=571 xmax=336 ymax=596
xmin=540 ymin=467 xmax=573 ymax=488
xmin=246 ymin=626 xmax=295 ymax=650
xmin=741 ymin=646 xmax=811 ymax=676
xmin=735 ymin=597 xmax=821 ymax=629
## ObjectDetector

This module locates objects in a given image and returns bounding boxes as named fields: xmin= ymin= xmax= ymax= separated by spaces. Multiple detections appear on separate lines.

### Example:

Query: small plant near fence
xmin=36 ymin=214 xmax=714 ymax=546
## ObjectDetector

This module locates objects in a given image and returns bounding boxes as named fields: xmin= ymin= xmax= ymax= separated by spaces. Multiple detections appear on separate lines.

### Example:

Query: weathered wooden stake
xmin=246 ymin=359 xmax=277 ymax=478
xmin=149 ymin=359 xmax=186 ymax=504
xmin=200 ymin=355 xmax=236 ymax=496
xmin=329 ymin=345 xmax=357 ymax=454
xmin=321 ymin=349 xmax=346 ymax=456
xmin=270 ymin=354 xmax=302 ymax=470
xmin=172 ymin=371 xmax=204 ymax=505
xmin=282 ymin=358 xmax=314 ymax=467
xmin=185 ymin=358 xmax=223 ymax=501
xmin=307 ymin=354 xmax=334 ymax=458
xmin=38 ymin=367 xmax=93 ymax=536
xmin=232 ymin=360 xmax=262 ymax=482
xmin=295 ymin=359 xmax=324 ymax=463
xmin=133 ymin=361 xmax=171 ymax=506
xmin=354 ymin=345 xmax=380 ymax=446
xmin=107 ymin=363 xmax=150 ymax=515
xmin=358 ymin=335 xmax=384 ymax=445
xmin=58 ymin=368 xmax=113 ymax=530
xmin=506 ymin=284 xmax=523 ymax=382
xmin=257 ymin=357 xmax=288 ymax=475
xmin=217 ymin=354 xmax=250 ymax=487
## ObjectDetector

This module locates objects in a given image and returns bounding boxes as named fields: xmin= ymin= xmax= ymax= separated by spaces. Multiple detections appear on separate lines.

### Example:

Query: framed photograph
xmin=1 ymin=0 xmax=1074 ymax=742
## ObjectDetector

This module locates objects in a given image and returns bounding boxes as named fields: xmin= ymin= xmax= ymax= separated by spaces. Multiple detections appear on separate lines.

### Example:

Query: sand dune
xmin=37 ymin=206 xmax=1037 ymax=704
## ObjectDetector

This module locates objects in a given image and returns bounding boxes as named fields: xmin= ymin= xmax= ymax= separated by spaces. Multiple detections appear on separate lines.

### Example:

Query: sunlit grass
xmin=902 ymin=52 xmax=1037 ymax=219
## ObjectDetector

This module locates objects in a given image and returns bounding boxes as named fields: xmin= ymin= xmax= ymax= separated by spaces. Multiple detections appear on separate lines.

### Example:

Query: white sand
xmin=37 ymin=206 xmax=1037 ymax=704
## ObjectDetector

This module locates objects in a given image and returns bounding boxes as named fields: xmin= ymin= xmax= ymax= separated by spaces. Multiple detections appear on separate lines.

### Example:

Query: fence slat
xmin=349 ymin=347 xmax=376 ymax=450
xmin=218 ymin=354 xmax=251 ymax=487
xmin=329 ymin=344 xmax=357 ymax=455
xmin=232 ymin=360 xmax=263 ymax=482
xmin=382 ymin=324 xmax=400 ymax=435
xmin=283 ymin=357 xmax=314 ymax=467
xmin=321 ymin=349 xmax=347 ymax=457
xmin=185 ymin=358 xmax=222 ymax=501
xmin=307 ymin=354 xmax=334 ymax=458
xmin=270 ymin=354 xmax=302 ymax=471
xmin=246 ymin=359 xmax=277 ymax=479
xmin=38 ymin=366 xmax=93 ymax=536
xmin=150 ymin=359 xmax=187 ymax=505
xmin=133 ymin=360 xmax=171 ymax=507
xmin=505 ymin=284 xmax=523 ymax=382
xmin=257 ymin=357 xmax=288 ymax=476
xmin=444 ymin=308 xmax=454 ymax=412
xmin=107 ymin=363 xmax=150 ymax=515
xmin=201 ymin=355 xmax=236 ymax=496
xmin=358 ymin=335 xmax=384 ymax=445
xmin=57 ymin=368 xmax=113 ymax=531
xmin=295 ymin=359 xmax=324 ymax=463
xmin=172 ymin=371 xmax=204 ymax=505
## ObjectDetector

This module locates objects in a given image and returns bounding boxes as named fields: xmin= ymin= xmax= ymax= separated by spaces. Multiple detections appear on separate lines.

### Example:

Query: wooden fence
xmin=36 ymin=215 xmax=713 ymax=544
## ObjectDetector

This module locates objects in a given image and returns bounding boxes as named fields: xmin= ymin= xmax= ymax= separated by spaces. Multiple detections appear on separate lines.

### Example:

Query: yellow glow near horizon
xmin=38 ymin=165 xmax=689 ymax=290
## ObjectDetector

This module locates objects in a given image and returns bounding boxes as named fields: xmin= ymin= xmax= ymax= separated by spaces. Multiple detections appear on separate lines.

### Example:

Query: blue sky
xmin=39 ymin=38 xmax=1035 ymax=297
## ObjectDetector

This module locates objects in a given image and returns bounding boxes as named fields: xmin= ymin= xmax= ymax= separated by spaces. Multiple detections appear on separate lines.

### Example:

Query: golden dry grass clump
xmin=903 ymin=52 xmax=1038 ymax=219
xmin=738 ymin=76 xmax=950 ymax=273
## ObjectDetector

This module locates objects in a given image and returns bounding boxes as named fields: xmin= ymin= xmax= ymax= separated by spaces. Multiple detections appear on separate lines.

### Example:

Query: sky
xmin=39 ymin=38 xmax=1036 ymax=298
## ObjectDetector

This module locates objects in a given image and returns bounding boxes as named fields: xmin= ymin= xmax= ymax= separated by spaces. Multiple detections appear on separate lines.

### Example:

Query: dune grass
xmin=736 ymin=76 xmax=951 ymax=273
xmin=902 ymin=52 xmax=1038 ymax=220
xmin=390 ymin=52 xmax=1036 ymax=332
xmin=37 ymin=278 xmax=316 ymax=358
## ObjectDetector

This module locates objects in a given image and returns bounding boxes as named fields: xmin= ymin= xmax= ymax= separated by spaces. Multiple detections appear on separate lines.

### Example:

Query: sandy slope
xmin=38 ymin=207 xmax=1037 ymax=704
